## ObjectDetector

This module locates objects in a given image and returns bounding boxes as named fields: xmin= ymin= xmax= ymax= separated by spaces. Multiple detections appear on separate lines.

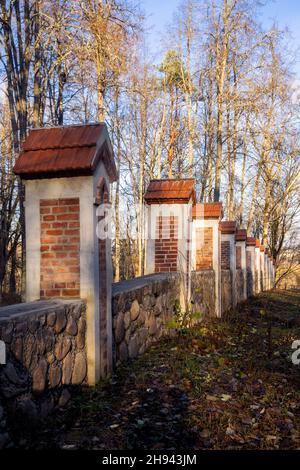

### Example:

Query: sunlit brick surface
xmin=40 ymin=198 xmax=80 ymax=298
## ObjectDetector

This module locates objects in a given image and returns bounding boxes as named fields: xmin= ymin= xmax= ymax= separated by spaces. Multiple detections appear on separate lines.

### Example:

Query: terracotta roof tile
xmin=14 ymin=124 xmax=117 ymax=182
xmin=256 ymin=239 xmax=261 ymax=248
xmin=235 ymin=229 xmax=247 ymax=242
xmin=246 ymin=237 xmax=256 ymax=247
xmin=144 ymin=179 xmax=195 ymax=204
xmin=219 ymin=221 xmax=236 ymax=234
xmin=192 ymin=202 xmax=223 ymax=220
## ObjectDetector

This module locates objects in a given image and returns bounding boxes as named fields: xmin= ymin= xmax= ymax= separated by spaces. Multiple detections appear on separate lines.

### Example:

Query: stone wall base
xmin=0 ymin=299 xmax=87 ymax=448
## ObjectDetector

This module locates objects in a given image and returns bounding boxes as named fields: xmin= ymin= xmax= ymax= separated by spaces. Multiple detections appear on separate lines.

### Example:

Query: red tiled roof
xmin=219 ymin=221 xmax=236 ymax=234
xmin=256 ymin=239 xmax=261 ymax=248
xmin=246 ymin=237 xmax=256 ymax=247
xmin=235 ymin=229 xmax=247 ymax=242
xmin=144 ymin=179 xmax=195 ymax=204
xmin=14 ymin=124 xmax=117 ymax=182
xmin=192 ymin=202 xmax=223 ymax=220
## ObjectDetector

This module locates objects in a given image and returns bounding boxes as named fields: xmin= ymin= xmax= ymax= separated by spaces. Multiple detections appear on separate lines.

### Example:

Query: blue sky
xmin=142 ymin=0 xmax=300 ymax=77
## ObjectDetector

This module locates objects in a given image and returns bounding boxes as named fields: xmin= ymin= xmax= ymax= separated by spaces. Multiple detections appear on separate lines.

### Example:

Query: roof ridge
xmin=28 ymin=123 xmax=104 ymax=131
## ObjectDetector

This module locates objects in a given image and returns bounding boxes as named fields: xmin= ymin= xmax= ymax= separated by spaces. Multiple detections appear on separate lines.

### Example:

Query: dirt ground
xmin=11 ymin=290 xmax=300 ymax=450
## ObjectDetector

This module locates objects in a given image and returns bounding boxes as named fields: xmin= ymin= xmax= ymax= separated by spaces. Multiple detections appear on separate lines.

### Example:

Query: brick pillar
xmin=255 ymin=240 xmax=261 ymax=294
xmin=14 ymin=124 xmax=118 ymax=385
xmin=192 ymin=203 xmax=223 ymax=317
xmin=144 ymin=179 xmax=195 ymax=309
xmin=220 ymin=222 xmax=237 ymax=307
xmin=246 ymin=238 xmax=256 ymax=297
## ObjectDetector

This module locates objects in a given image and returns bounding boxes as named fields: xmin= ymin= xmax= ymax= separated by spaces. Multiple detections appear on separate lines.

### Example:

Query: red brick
xmin=40 ymin=198 xmax=80 ymax=299
xmin=59 ymin=198 xmax=79 ymax=206
xmin=61 ymin=289 xmax=80 ymax=297
xmin=56 ymin=213 xmax=79 ymax=221
xmin=43 ymin=215 xmax=55 ymax=222
xmin=40 ymin=199 xmax=59 ymax=206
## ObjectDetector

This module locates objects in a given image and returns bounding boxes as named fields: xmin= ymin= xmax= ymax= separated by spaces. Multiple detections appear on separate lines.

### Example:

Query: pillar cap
xmin=144 ymin=179 xmax=196 ymax=204
xmin=246 ymin=237 xmax=256 ymax=247
xmin=14 ymin=123 xmax=117 ymax=182
xmin=192 ymin=202 xmax=223 ymax=220
xmin=235 ymin=229 xmax=247 ymax=241
xmin=219 ymin=221 xmax=236 ymax=234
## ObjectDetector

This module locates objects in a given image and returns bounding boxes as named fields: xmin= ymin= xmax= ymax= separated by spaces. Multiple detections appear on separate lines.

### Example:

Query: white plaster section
xmin=191 ymin=218 xmax=221 ymax=317
xmin=144 ymin=202 xmax=192 ymax=310
xmin=93 ymin=161 xmax=113 ymax=378
xmin=222 ymin=232 xmax=237 ymax=307
xmin=264 ymin=254 xmax=269 ymax=290
xmin=260 ymin=252 xmax=265 ymax=291
xmin=144 ymin=204 xmax=155 ymax=275
xmin=236 ymin=241 xmax=247 ymax=300
xmin=255 ymin=247 xmax=261 ymax=294
xmin=24 ymin=173 xmax=108 ymax=385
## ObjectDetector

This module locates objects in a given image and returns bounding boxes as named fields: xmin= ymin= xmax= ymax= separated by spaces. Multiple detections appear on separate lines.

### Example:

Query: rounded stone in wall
xmin=115 ymin=313 xmax=125 ymax=344
xmin=58 ymin=389 xmax=71 ymax=407
xmin=124 ymin=311 xmax=131 ymax=330
xmin=66 ymin=317 xmax=78 ymax=336
xmin=47 ymin=312 xmax=56 ymax=327
xmin=43 ymin=329 xmax=55 ymax=352
xmin=128 ymin=334 xmax=139 ymax=359
xmin=23 ymin=333 xmax=36 ymax=370
xmin=137 ymin=307 xmax=146 ymax=326
xmin=54 ymin=310 xmax=67 ymax=334
xmin=11 ymin=337 xmax=23 ymax=362
xmin=49 ymin=363 xmax=62 ymax=388
xmin=28 ymin=319 xmax=39 ymax=334
xmin=130 ymin=300 xmax=140 ymax=321
xmin=76 ymin=317 xmax=86 ymax=350
xmin=36 ymin=329 xmax=46 ymax=355
xmin=62 ymin=352 xmax=73 ymax=385
xmin=1 ymin=323 xmax=13 ymax=343
xmin=15 ymin=320 xmax=27 ymax=335
xmin=71 ymin=352 xmax=87 ymax=385
xmin=148 ymin=317 xmax=158 ymax=336
xmin=32 ymin=358 xmax=48 ymax=395
xmin=72 ymin=303 xmax=83 ymax=320
xmin=55 ymin=337 xmax=71 ymax=361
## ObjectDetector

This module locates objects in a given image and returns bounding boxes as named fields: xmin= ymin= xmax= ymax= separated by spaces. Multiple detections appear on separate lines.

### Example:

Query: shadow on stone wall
xmin=190 ymin=270 xmax=216 ymax=318
xmin=112 ymin=273 xmax=181 ymax=365
xmin=0 ymin=299 xmax=87 ymax=448
xmin=221 ymin=270 xmax=232 ymax=314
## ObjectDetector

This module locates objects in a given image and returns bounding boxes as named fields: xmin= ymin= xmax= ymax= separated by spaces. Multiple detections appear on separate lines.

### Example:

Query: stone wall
xmin=236 ymin=269 xmax=245 ymax=304
xmin=221 ymin=270 xmax=232 ymax=314
xmin=247 ymin=269 xmax=254 ymax=297
xmin=112 ymin=273 xmax=181 ymax=364
xmin=190 ymin=270 xmax=216 ymax=317
xmin=0 ymin=299 xmax=86 ymax=448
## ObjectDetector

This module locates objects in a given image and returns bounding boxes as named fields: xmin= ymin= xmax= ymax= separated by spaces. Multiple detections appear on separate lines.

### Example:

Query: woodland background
xmin=0 ymin=0 xmax=299 ymax=301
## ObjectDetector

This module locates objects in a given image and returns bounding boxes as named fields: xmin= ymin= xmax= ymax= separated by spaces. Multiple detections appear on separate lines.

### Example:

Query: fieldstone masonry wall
xmin=0 ymin=299 xmax=87 ymax=448
xmin=236 ymin=269 xmax=245 ymax=304
xmin=221 ymin=270 xmax=233 ymax=313
xmin=112 ymin=274 xmax=181 ymax=364
xmin=190 ymin=270 xmax=215 ymax=317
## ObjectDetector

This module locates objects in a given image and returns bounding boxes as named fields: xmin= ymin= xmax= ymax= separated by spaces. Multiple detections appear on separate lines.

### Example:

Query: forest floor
xmin=13 ymin=290 xmax=300 ymax=450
